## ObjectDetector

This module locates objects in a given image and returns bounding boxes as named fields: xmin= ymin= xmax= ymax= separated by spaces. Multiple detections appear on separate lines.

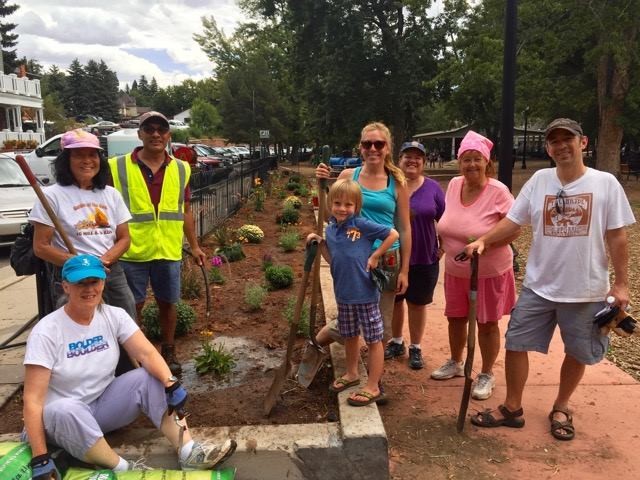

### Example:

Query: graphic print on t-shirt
xmin=346 ymin=227 xmax=361 ymax=241
xmin=544 ymin=192 xmax=592 ymax=237
xmin=66 ymin=335 xmax=110 ymax=358
xmin=74 ymin=202 xmax=113 ymax=236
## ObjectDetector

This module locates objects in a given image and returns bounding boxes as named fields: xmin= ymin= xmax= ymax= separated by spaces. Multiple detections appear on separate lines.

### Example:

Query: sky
xmin=9 ymin=0 xmax=245 ymax=88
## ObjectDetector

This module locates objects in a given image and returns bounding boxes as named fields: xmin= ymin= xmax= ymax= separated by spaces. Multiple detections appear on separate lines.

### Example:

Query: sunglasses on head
xmin=360 ymin=140 xmax=386 ymax=150
xmin=141 ymin=124 xmax=170 ymax=135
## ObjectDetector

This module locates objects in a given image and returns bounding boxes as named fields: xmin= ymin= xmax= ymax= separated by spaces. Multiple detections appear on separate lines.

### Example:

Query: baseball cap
xmin=61 ymin=129 xmax=102 ymax=150
xmin=61 ymin=254 xmax=106 ymax=283
xmin=400 ymin=141 xmax=426 ymax=156
xmin=458 ymin=130 xmax=493 ymax=160
xmin=545 ymin=118 xmax=583 ymax=140
xmin=139 ymin=111 xmax=170 ymax=129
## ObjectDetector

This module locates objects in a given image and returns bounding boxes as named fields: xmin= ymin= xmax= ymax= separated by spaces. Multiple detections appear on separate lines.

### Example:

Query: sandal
xmin=329 ymin=376 xmax=360 ymax=393
xmin=347 ymin=390 xmax=385 ymax=406
xmin=549 ymin=408 xmax=575 ymax=441
xmin=470 ymin=404 xmax=525 ymax=428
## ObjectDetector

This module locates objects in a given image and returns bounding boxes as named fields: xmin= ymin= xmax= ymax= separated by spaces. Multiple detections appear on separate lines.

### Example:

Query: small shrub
xmin=215 ymin=243 xmax=245 ymax=262
xmin=208 ymin=266 xmax=226 ymax=285
xmin=295 ymin=184 xmax=309 ymax=197
xmin=277 ymin=206 xmax=300 ymax=225
xmin=194 ymin=341 xmax=236 ymax=375
xmin=262 ymin=253 xmax=274 ymax=271
xmin=278 ymin=230 xmax=300 ymax=252
xmin=265 ymin=264 xmax=294 ymax=290
xmin=283 ymin=296 xmax=310 ymax=336
xmin=212 ymin=225 xmax=233 ymax=247
xmin=181 ymin=266 xmax=201 ymax=299
xmin=142 ymin=301 xmax=195 ymax=339
xmin=251 ymin=177 xmax=265 ymax=211
xmin=245 ymin=282 xmax=268 ymax=310
xmin=237 ymin=224 xmax=264 ymax=243
xmin=283 ymin=195 xmax=302 ymax=209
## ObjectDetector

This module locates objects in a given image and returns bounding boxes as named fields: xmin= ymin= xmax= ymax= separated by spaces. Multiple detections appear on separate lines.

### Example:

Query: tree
xmin=64 ymin=59 xmax=88 ymax=117
xmin=189 ymin=98 xmax=221 ymax=136
xmin=0 ymin=0 xmax=19 ymax=73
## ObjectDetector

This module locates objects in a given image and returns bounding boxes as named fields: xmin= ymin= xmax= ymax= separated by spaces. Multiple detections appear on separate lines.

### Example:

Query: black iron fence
xmin=189 ymin=156 xmax=278 ymax=239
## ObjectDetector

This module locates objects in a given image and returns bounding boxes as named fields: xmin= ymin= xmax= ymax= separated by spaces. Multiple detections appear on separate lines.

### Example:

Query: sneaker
xmin=384 ymin=341 xmax=405 ymax=360
xmin=408 ymin=346 xmax=424 ymax=370
xmin=128 ymin=457 xmax=152 ymax=470
xmin=180 ymin=439 xmax=237 ymax=471
xmin=472 ymin=373 xmax=496 ymax=400
xmin=430 ymin=359 xmax=464 ymax=380
xmin=161 ymin=343 xmax=182 ymax=376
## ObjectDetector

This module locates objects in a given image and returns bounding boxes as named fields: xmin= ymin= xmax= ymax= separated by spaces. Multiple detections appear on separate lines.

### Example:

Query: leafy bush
xmin=283 ymin=195 xmax=302 ymax=209
xmin=212 ymin=225 xmax=233 ymax=247
xmin=278 ymin=230 xmax=300 ymax=252
xmin=208 ymin=266 xmax=226 ymax=285
xmin=277 ymin=206 xmax=300 ymax=225
xmin=283 ymin=296 xmax=310 ymax=336
xmin=194 ymin=342 xmax=235 ymax=375
xmin=262 ymin=253 xmax=273 ymax=271
xmin=215 ymin=243 xmax=245 ymax=262
xmin=181 ymin=266 xmax=201 ymax=299
xmin=142 ymin=301 xmax=195 ymax=339
xmin=265 ymin=264 xmax=294 ymax=290
xmin=237 ymin=224 xmax=264 ymax=243
xmin=295 ymin=184 xmax=309 ymax=197
xmin=244 ymin=282 xmax=268 ymax=310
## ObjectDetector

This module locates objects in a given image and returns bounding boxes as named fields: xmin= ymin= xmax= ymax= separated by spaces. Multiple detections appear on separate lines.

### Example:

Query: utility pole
xmin=498 ymin=0 xmax=517 ymax=191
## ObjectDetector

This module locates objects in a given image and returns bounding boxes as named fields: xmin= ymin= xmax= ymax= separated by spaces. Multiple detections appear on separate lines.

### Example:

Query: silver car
xmin=0 ymin=158 xmax=37 ymax=247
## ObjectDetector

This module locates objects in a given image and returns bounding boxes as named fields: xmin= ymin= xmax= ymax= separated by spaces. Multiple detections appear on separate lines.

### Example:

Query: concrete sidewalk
xmin=382 ymin=266 xmax=640 ymax=479
xmin=0 ymin=265 xmax=36 ymax=408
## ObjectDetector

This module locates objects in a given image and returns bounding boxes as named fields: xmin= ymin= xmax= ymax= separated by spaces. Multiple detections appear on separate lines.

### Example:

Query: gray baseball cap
xmin=545 ymin=118 xmax=583 ymax=140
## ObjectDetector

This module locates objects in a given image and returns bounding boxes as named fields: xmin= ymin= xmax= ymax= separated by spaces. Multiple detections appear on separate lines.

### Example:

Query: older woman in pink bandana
xmin=431 ymin=131 xmax=517 ymax=401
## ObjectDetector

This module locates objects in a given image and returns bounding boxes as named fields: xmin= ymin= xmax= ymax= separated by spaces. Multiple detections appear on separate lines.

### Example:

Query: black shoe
xmin=384 ymin=341 xmax=405 ymax=360
xmin=408 ymin=346 xmax=424 ymax=370
xmin=161 ymin=343 xmax=182 ymax=376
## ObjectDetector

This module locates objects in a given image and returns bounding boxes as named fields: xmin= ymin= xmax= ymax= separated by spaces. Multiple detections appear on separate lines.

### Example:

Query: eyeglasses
xmin=141 ymin=124 xmax=170 ymax=135
xmin=555 ymin=189 xmax=566 ymax=214
xmin=360 ymin=140 xmax=386 ymax=150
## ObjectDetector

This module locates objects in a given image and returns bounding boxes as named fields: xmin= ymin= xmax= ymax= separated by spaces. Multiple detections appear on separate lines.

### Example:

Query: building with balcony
xmin=0 ymin=72 xmax=45 ymax=148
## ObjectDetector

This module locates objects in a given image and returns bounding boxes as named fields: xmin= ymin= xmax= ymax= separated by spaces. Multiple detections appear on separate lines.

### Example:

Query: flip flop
xmin=470 ymin=404 xmax=525 ymax=428
xmin=549 ymin=408 xmax=575 ymax=441
xmin=347 ymin=390 xmax=385 ymax=406
xmin=329 ymin=376 xmax=360 ymax=393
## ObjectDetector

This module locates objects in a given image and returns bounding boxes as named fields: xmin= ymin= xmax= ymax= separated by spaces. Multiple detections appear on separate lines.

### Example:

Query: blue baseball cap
xmin=62 ymin=254 xmax=106 ymax=283
xmin=400 ymin=141 xmax=426 ymax=155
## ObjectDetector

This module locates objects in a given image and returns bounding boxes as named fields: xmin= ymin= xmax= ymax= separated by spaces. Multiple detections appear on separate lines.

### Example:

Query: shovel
xmin=456 ymin=251 xmax=479 ymax=433
xmin=296 ymin=178 xmax=328 ymax=388
xmin=263 ymin=241 xmax=319 ymax=416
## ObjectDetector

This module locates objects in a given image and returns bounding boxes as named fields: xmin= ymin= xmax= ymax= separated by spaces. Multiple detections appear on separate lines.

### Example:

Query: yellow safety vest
xmin=109 ymin=153 xmax=190 ymax=261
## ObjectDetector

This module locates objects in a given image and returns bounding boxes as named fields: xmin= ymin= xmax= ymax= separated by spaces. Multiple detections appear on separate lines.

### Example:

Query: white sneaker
xmin=472 ymin=373 xmax=496 ymax=400
xmin=430 ymin=359 xmax=464 ymax=380
xmin=180 ymin=439 xmax=237 ymax=471
xmin=128 ymin=457 xmax=152 ymax=470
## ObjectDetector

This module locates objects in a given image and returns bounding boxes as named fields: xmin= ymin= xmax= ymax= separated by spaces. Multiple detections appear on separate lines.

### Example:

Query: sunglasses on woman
xmin=360 ymin=140 xmax=387 ymax=150
xmin=141 ymin=124 xmax=170 ymax=135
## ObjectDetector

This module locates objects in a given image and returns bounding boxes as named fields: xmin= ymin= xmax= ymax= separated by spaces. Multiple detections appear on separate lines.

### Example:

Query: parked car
xmin=88 ymin=120 xmax=121 ymax=134
xmin=192 ymin=144 xmax=231 ymax=167
xmin=208 ymin=146 xmax=239 ymax=164
xmin=0 ymin=158 xmax=38 ymax=247
xmin=227 ymin=146 xmax=250 ymax=159
xmin=169 ymin=119 xmax=189 ymax=131
xmin=171 ymin=143 xmax=224 ymax=169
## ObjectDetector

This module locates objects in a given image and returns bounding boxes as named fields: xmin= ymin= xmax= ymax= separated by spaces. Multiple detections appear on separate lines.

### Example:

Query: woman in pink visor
xmin=432 ymin=130 xmax=517 ymax=401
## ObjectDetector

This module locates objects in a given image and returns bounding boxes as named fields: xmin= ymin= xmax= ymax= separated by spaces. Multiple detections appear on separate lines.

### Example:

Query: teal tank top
xmin=352 ymin=166 xmax=399 ymax=250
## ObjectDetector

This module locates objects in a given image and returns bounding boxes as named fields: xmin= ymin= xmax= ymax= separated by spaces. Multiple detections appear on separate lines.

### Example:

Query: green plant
xmin=295 ymin=184 xmax=309 ymax=197
xmin=181 ymin=265 xmax=201 ymax=299
xmin=283 ymin=195 xmax=302 ymax=209
xmin=212 ymin=225 xmax=233 ymax=247
xmin=283 ymin=296 xmax=310 ymax=336
xmin=251 ymin=177 xmax=265 ymax=211
xmin=215 ymin=243 xmax=245 ymax=262
xmin=244 ymin=282 xmax=268 ymax=310
xmin=194 ymin=341 xmax=236 ymax=375
xmin=142 ymin=301 xmax=195 ymax=339
xmin=262 ymin=253 xmax=274 ymax=270
xmin=237 ymin=224 xmax=264 ymax=243
xmin=277 ymin=206 xmax=300 ymax=225
xmin=265 ymin=264 xmax=294 ymax=290
xmin=208 ymin=266 xmax=226 ymax=285
xmin=278 ymin=230 xmax=300 ymax=252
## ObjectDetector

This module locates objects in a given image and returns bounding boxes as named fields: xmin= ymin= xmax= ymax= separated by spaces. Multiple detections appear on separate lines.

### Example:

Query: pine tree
xmin=63 ymin=59 xmax=88 ymax=117
xmin=0 ymin=0 xmax=19 ymax=73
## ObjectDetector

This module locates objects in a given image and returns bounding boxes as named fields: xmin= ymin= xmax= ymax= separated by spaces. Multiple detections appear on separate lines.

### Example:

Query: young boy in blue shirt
xmin=308 ymin=179 xmax=399 ymax=406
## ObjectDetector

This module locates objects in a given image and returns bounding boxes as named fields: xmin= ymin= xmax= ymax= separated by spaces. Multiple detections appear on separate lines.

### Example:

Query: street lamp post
xmin=522 ymin=107 xmax=529 ymax=169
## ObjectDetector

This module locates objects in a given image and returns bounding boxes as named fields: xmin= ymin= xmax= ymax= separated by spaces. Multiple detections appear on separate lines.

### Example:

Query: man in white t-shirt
xmin=464 ymin=118 xmax=635 ymax=441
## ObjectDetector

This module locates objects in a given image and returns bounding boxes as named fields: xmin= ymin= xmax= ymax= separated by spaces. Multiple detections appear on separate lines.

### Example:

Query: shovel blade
xmin=296 ymin=342 xmax=328 ymax=388
xmin=263 ymin=362 xmax=290 ymax=416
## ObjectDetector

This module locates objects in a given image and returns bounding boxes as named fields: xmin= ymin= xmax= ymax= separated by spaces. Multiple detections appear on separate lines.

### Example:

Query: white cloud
xmin=10 ymin=0 xmax=246 ymax=88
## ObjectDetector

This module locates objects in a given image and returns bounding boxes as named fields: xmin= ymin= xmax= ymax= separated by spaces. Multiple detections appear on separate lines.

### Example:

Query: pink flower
xmin=211 ymin=255 xmax=223 ymax=267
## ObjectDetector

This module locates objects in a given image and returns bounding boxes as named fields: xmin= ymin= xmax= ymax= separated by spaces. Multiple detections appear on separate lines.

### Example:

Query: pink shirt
xmin=438 ymin=176 xmax=514 ymax=278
